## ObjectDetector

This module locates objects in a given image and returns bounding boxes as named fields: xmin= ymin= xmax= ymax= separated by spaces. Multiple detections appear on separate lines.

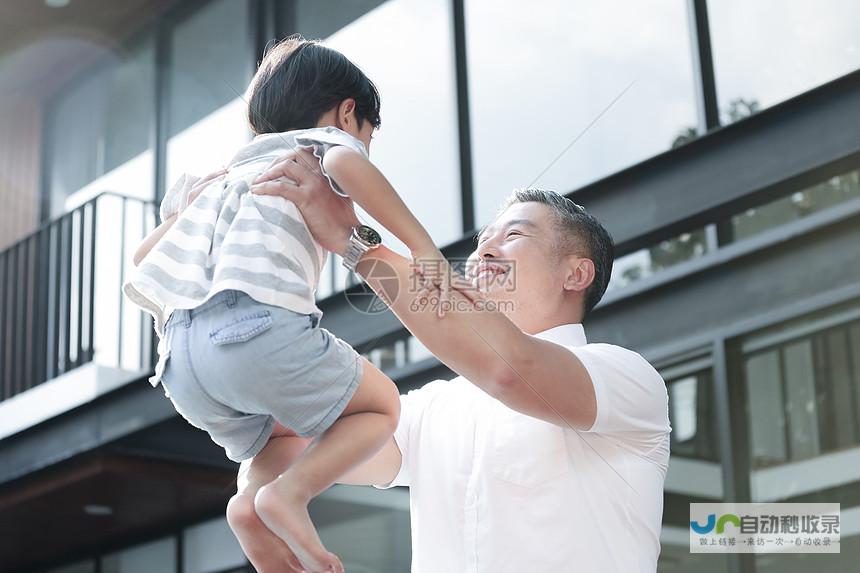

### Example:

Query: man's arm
xmin=251 ymin=150 xmax=597 ymax=431
xmin=355 ymin=247 xmax=597 ymax=431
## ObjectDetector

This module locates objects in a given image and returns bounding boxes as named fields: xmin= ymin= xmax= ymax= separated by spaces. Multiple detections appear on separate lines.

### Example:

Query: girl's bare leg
xmin=254 ymin=358 xmax=400 ymax=573
xmin=225 ymin=424 xmax=312 ymax=573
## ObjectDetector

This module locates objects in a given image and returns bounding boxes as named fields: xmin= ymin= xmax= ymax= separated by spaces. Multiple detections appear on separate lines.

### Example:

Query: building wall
xmin=3 ymin=1 xmax=860 ymax=572
xmin=0 ymin=98 xmax=40 ymax=251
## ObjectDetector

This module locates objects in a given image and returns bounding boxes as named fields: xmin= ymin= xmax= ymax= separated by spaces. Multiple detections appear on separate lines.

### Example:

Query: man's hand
xmin=250 ymin=147 xmax=479 ymax=315
xmin=250 ymin=147 xmax=359 ymax=255
xmin=410 ymin=245 xmax=482 ymax=318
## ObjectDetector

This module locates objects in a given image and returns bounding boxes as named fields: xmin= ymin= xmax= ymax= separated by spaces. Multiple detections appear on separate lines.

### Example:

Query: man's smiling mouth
xmin=473 ymin=263 xmax=509 ymax=284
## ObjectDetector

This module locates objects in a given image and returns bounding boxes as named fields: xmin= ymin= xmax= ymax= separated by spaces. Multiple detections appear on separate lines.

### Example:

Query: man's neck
xmin=509 ymin=313 xmax=583 ymax=336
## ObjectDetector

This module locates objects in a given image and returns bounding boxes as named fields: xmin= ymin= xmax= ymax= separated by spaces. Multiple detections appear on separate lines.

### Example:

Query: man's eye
xmin=506 ymin=230 xmax=522 ymax=238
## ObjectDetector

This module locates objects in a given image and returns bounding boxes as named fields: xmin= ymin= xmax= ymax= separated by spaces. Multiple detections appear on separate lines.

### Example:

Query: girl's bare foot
xmin=225 ymin=490 xmax=308 ymax=573
xmin=254 ymin=481 xmax=344 ymax=573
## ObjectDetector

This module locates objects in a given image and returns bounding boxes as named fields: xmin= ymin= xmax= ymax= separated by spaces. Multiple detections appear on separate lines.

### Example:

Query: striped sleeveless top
xmin=123 ymin=127 xmax=366 ymax=376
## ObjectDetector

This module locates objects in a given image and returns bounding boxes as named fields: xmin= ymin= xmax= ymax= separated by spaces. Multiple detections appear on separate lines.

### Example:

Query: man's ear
xmin=563 ymin=257 xmax=595 ymax=293
xmin=336 ymin=98 xmax=357 ymax=129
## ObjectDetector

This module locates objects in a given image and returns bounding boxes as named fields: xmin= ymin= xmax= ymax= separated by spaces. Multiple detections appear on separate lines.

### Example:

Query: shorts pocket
xmin=209 ymin=310 xmax=273 ymax=346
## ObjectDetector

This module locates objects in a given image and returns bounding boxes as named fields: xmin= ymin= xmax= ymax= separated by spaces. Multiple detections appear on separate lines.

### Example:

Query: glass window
xmin=667 ymin=371 xmax=718 ymax=461
xmin=47 ymin=68 xmax=106 ymax=211
xmin=292 ymin=0 xmax=386 ymax=39
xmin=46 ymin=36 xmax=155 ymax=217
xmin=607 ymin=169 xmax=860 ymax=295
xmin=661 ymin=363 xmax=723 ymax=501
xmin=165 ymin=0 xmax=253 ymax=186
xmin=105 ymin=40 xmax=156 ymax=174
xmin=821 ymin=329 xmax=858 ymax=450
xmin=725 ymin=169 xmax=860 ymax=243
xmin=669 ymin=378 xmax=696 ymax=442
xmin=102 ymin=538 xmax=176 ymax=573
xmin=466 ymin=0 xmax=698 ymax=226
xmin=743 ymin=315 xmax=860 ymax=468
xmin=659 ymin=364 xmax=727 ymax=572
xmin=782 ymin=340 xmax=819 ymax=459
xmin=607 ymin=228 xmax=709 ymax=294
xmin=744 ymin=350 xmax=788 ymax=467
xmin=742 ymin=317 xmax=860 ymax=573
xmin=709 ymin=0 xmax=860 ymax=123
xmin=289 ymin=0 xmax=462 ymax=249
xmin=851 ymin=323 xmax=860 ymax=443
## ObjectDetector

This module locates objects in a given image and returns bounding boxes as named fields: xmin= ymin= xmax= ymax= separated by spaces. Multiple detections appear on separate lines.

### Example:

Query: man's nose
xmin=479 ymin=242 xmax=498 ymax=259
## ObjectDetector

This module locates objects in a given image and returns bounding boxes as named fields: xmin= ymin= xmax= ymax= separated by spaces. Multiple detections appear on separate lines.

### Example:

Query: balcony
xmin=0 ymin=192 xmax=158 ymax=436
xmin=0 ymin=192 xmax=244 ymax=572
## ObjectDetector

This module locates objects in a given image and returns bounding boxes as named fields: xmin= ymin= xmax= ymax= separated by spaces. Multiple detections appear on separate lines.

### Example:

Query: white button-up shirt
xmin=380 ymin=323 xmax=671 ymax=572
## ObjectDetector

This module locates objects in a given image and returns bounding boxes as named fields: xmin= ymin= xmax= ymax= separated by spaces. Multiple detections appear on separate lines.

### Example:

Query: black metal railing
xmin=0 ymin=192 xmax=156 ymax=403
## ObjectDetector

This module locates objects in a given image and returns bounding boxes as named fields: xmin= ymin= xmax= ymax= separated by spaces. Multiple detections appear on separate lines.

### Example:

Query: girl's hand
xmin=410 ymin=247 xmax=447 ymax=318
xmin=410 ymin=247 xmax=481 ymax=318
xmin=184 ymin=169 xmax=227 ymax=211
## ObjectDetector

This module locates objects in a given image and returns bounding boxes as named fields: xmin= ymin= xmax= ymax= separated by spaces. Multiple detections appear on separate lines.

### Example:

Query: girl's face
xmin=332 ymin=98 xmax=374 ymax=154
xmin=352 ymin=120 xmax=374 ymax=154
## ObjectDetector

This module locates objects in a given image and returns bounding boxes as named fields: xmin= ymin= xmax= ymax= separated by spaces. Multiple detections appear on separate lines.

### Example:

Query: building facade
xmin=1 ymin=0 xmax=859 ymax=572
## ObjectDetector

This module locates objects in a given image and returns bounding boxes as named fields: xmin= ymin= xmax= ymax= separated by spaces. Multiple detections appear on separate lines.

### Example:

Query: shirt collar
xmin=531 ymin=323 xmax=587 ymax=347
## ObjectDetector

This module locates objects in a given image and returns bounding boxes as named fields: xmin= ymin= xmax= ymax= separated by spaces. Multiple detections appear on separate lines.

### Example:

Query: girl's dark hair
xmin=246 ymin=35 xmax=381 ymax=134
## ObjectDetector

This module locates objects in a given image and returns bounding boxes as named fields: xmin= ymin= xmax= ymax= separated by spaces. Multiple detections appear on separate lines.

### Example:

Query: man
xmin=248 ymin=148 xmax=671 ymax=572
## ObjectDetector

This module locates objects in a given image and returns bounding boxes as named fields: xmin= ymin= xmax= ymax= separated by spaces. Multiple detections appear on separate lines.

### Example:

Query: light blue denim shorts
xmin=158 ymin=289 xmax=363 ymax=462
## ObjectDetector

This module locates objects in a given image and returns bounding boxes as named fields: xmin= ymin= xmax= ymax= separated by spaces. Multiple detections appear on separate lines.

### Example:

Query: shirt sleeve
xmin=293 ymin=126 xmax=369 ymax=198
xmin=567 ymin=343 xmax=670 ymax=438
xmin=373 ymin=380 xmax=445 ymax=489
xmin=159 ymin=173 xmax=200 ymax=223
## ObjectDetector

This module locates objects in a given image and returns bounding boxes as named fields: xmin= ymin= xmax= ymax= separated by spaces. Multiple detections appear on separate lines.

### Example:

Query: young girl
xmin=124 ymin=36 xmax=450 ymax=573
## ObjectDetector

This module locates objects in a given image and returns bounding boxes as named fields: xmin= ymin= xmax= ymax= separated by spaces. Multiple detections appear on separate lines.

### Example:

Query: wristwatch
xmin=341 ymin=224 xmax=382 ymax=271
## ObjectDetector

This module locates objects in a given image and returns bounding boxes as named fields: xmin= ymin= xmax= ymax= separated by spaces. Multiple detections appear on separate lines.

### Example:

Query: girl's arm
xmin=133 ymin=213 xmax=178 ymax=266
xmin=263 ymin=146 xmax=464 ymax=316
xmin=132 ymin=170 xmax=226 ymax=266
xmin=321 ymin=146 xmax=438 ymax=257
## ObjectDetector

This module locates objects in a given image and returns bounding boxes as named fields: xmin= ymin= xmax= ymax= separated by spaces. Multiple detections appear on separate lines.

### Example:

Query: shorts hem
xmin=297 ymin=355 xmax=363 ymax=438
xmin=230 ymin=416 xmax=277 ymax=462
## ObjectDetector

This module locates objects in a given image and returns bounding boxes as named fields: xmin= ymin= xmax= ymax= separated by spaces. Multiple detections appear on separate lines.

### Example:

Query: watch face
xmin=357 ymin=224 xmax=382 ymax=245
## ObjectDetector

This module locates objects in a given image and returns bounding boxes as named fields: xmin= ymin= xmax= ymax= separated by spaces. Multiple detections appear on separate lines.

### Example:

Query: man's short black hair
xmin=246 ymin=35 xmax=381 ymax=134
xmin=501 ymin=188 xmax=615 ymax=319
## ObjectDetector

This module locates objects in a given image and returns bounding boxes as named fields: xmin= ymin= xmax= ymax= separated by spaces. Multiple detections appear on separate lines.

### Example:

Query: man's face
xmin=467 ymin=202 xmax=565 ymax=309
